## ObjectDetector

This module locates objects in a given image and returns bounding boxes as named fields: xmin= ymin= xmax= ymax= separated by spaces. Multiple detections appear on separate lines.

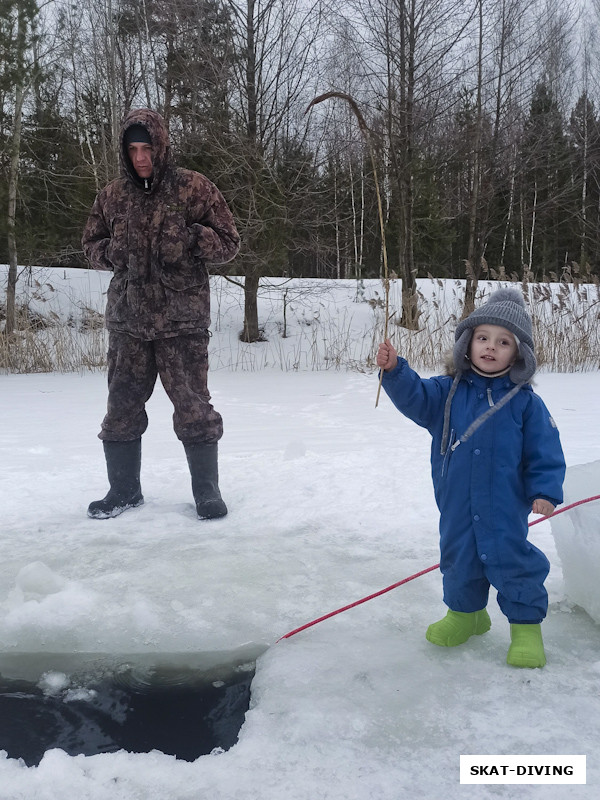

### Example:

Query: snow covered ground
xmin=1 ymin=367 xmax=599 ymax=799
xmin=1 ymin=269 xmax=599 ymax=798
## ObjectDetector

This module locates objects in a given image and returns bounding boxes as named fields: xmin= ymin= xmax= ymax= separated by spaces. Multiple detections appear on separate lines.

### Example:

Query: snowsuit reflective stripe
xmin=382 ymin=359 xmax=565 ymax=623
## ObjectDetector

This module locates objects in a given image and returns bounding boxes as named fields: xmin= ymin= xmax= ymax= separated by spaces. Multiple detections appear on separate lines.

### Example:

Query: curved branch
xmin=305 ymin=91 xmax=390 ymax=406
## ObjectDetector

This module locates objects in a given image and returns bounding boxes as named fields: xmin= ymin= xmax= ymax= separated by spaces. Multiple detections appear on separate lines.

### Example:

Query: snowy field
xmin=1 ymin=270 xmax=600 ymax=798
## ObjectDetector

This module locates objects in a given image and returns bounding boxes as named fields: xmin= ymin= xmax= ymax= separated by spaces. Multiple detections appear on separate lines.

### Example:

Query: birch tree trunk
xmin=4 ymin=4 xmax=34 ymax=336
xmin=5 ymin=81 xmax=25 ymax=335
xmin=528 ymin=182 xmax=538 ymax=271
xmin=334 ymin=160 xmax=341 ymax=279
xmin=501 ymin=147 xmax=517 ymax=274
xmin=463 ymin=0 xmax=484 ymax=318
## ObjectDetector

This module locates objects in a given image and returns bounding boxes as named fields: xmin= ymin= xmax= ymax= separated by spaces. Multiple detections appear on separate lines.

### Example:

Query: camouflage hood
xmin=120 ymin=108 xmax=172 ymax=192
xmin=82 ymin=108 xmax=240 ymax=339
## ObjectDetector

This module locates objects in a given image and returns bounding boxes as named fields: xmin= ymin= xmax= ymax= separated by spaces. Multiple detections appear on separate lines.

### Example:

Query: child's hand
xmin=532 ymin=498 xmax=555 ymax=517
xmin=377 ymin=339 xmax=398 ymax=372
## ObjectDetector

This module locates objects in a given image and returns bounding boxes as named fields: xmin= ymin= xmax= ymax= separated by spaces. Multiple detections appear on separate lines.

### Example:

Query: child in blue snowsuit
xmin=377 ymin=288 xmax=565 ymax=668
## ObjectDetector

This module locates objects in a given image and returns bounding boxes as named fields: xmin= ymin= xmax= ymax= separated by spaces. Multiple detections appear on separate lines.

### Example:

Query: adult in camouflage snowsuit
xmin=82 ymin=108 xmax=240 ymax=520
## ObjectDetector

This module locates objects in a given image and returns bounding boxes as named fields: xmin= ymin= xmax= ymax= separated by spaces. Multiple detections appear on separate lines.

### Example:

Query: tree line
xmin=1 ymin=0 xmax=599 ymax=339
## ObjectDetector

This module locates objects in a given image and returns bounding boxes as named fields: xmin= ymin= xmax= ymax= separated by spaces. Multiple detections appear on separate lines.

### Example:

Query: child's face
xmin=469 ymin=325 xmax=518 ymax=373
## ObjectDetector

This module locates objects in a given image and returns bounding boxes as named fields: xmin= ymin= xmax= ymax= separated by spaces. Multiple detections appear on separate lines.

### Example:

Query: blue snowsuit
xmin=382 ymin=359 xmax=565 ymax=623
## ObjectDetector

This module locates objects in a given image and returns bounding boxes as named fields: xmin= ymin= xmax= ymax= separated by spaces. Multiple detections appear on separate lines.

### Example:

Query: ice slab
xmin=550 ymin=460 xmax=600 ymax=623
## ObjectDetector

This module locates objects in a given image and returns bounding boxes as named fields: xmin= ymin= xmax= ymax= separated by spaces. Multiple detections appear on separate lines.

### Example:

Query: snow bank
xmin=3 ymin=266 xmax=599 ymax=373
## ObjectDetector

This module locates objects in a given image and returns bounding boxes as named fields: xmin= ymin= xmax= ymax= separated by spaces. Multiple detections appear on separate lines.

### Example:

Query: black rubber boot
xmin=87 ymin=439 xmax=144 ymax=519
xmin=184 ymin=442 xmax=227 ymax=519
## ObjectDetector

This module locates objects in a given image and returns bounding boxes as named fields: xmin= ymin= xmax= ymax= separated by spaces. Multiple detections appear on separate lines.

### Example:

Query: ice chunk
xmin=283 ymin=439 xmax=307 ymax=460
xmin=15 ymin=562 xmax=65 ymax=599
xmin=38 ymin=671 xmax=70 ymax=696
xmin=551 ymin=460 xmax=600 ymax=623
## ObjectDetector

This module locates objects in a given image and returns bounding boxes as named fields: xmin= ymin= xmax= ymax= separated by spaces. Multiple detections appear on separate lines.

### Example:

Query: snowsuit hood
xmin=440 ymin=288 xmax=539 ymax=454
xmin=453 ymin=288 xmax=537 ymax=385
xmin=120 ymin=108 xmax=171 ymax=192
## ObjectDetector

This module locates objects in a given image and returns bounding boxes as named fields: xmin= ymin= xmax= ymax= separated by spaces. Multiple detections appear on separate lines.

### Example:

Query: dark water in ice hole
xmin=0 ymin=650 xmax=261 ymax=766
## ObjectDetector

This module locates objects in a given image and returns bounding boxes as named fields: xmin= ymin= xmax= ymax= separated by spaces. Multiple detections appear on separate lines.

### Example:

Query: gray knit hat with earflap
xmin=453 ymin=287 xmax=536 ymax=384
xmin=440 ymin=287 xmax=536 ymax=456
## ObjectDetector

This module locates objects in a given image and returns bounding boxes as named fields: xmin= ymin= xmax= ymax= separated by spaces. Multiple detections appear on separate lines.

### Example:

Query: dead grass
xmin=364 ymin=278 xmax=600 ymax=374
xmin=1 ymin=278 xmax=598 ymax=374
xmin=0 ymin=302 xmax=107 ymax=373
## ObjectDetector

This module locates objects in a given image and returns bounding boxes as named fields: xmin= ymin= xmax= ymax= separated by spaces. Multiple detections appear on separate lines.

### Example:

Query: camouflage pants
xmin=99 ymin=330 xmax=223 ymax=444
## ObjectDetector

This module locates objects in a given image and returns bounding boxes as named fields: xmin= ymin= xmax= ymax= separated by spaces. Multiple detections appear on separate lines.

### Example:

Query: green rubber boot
xmin=426 ymin=609 xmax=491 ymax=647
xmin=507 ymin=623 xmax=546 ymax=668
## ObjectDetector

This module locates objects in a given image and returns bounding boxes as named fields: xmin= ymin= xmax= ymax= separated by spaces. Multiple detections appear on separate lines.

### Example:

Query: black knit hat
xmin=124 ymin=123 xmax=152 ymax=147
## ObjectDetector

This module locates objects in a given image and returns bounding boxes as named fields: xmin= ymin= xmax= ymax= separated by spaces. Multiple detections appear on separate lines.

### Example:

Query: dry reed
xmin=1 ymin=278 xmax=598 ymax=374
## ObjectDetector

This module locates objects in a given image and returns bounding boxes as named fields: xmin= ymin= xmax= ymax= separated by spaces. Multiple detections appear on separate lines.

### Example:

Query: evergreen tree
xmin=569 ymin=93 xmax=600 ymax=278
xmin=519 ymin=80 xmax=575 ymax=279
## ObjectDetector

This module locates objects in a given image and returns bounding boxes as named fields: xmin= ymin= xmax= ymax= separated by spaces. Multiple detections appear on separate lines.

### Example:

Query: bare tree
xmin=351 ymin=0 xmax=474 ymax=327
xmin=223 ymin=0 xmax=324 ymax=342
xmin=457 ymin=0 xmax=577 ymax=310
xmin=2 ymin=0 xmax=39 ymax=336
xmin=319 ymin=15 xmax=371 ymax=280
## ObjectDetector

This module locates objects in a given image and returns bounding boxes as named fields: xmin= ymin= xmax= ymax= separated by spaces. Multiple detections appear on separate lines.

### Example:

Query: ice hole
xmin=0 ymin=644 xmax=266 ymax=766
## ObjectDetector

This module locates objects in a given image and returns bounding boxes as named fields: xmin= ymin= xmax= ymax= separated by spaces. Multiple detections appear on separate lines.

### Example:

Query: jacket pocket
xmin=158 ymin=215 xmax=209 ymax=321
xmin=106 ymin=216 xmax=129 ymax=272
xmin=159 ymin=261 xmax=206 ymax=292
xmin=160 ymin=270 xmax=209 ymax=322
xmin=106 ymin=275 xmax=129 ymax=322
xmin=158 ymin=218 xmax=198 ymax=286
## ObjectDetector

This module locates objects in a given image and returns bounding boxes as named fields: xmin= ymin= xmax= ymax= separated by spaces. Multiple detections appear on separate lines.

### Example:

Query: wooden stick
xmin=305 ymin=93 xmax=390 ymax=406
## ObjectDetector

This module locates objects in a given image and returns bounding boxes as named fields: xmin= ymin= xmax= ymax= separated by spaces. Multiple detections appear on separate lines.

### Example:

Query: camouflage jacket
xmin=82 ymin=108 xmax=240 ymax=339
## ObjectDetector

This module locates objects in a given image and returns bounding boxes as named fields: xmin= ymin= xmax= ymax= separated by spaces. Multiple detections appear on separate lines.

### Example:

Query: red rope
xmin=277 ymin=494 xmax=600 ymax=642
xmin=277 ymin=564 xmax=440 ymax=642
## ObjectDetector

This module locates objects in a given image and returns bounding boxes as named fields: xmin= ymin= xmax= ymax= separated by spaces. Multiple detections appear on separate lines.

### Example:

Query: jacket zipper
xmin=442 ymin=429 xmax=455 ymax=476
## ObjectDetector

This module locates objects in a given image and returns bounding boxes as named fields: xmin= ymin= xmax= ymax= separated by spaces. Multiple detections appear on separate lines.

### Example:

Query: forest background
xmin=2 ymin=0 xmax=600 ymax=344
